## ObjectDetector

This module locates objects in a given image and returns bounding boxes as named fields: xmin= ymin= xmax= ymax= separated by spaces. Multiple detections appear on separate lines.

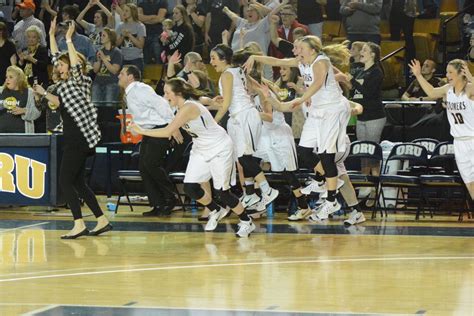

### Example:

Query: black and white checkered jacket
xmin=53 ymin=53 xmax=101 ymax=148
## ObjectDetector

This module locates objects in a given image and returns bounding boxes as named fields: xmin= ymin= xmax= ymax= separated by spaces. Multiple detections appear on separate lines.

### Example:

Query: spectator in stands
xmin=76 ymin=0 xmax=114 ymax=51
xmin=167 ymin=50 xmax=204 ymax=80
xmin=0 ymin=22 xmax=17 ymax=86
xmin=12 ymin=0 xmax=46 ymax=50
xmin=222 ymin=3 xmax=271 ymax=52
xmin=340 ymin=0 xmax=382 ymax=45
xmin=161 ymin=5 xmax=194 ymax=59
xmin=117 ymin=4 xmax=146 ymax=73
xmin=387 ymin=0 xmax=417 ymax=63
xmin=348 ymin=42 xmax=385 ymax=206
xmin=0 ymin=65 xmax=40 ymax=133
xmin=402 ymin=59 xmax=442 ymax=101
xmin=35 ymin=66 xmax=62 ymax=133
xmin=17 ymin=25 xmax=49 ymax=87
xmin=205 ymin=0 xmax=239 ymax=50
xmin=269 ymin=13 xmax=306 ymax=58
xmin=92 ymin=28 xmax=123 ymax=107
xmin=296 ymin=0 xmax=325 ymax=38
xmin=138 ymin=0 xmax=168 ymax=64
xmin=269 ymin=4 xmax=308 ymax=59
xmin=349 ymin=41 xmax=365 ymax=78
xmin=182 ymin=0 xmax=206 ymax=56
xmin=57 ymin=21 xmax=97 ymax=62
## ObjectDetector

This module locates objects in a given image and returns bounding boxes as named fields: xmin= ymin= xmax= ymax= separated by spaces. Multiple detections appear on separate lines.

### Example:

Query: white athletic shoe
xmin=300 ymin=179 xmax=326 ymax=195
xmin=287 ymin=208 xmax=313 ymax=221
xmin=344 ymin=210 xmax=366 ymax=226
xmin=261 ymin=188 xmax=279 ymax=205
xmin=241 ymin=193 xmax=260 ymax=208
xmin=236 ymin=220 xmax=256 ymax=238
xmin=204 ymin=207 xmax=228 ymax=231
xmin=317 ymin=178 xmax=345 ymax=197
xmin=314 ymin=200 xmax=341 ymax=220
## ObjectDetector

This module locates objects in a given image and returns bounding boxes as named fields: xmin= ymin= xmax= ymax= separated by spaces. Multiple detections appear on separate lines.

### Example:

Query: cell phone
xmin=33 ymin=77 xmax=38 ymax=85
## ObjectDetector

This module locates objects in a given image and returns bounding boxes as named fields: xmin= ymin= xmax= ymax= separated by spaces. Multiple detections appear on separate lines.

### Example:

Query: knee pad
xmin=297 ymin=146 xmax=320 ymax=169
xmin=184 ymin=183 xmax=205 ymax=200
xmin=319 ymin=153 xmax=338 ymax=178
xmin=216 ymin=189 xmax=239 ymax=209
xmin=238 ymin=155 xmax=261 ymax=178
xmin=283 ymin=171 xmax=301 ymax=190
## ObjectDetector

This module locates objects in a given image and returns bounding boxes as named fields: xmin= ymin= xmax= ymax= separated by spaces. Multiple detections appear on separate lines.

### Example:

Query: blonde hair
xmin=300 ymin=35 xmax=350 ymax=68
xmin=25 ymin=25 xmax=42 ymax=42
xmin=448 ymin=59 xmax=468 ymax=81
xmin=4 ymin=66 xmax=28 ymax=92
xmin=124 ymin=3 xmax=139 ymax=22
xmin=163 ymin=18 xmax=174 ymax=30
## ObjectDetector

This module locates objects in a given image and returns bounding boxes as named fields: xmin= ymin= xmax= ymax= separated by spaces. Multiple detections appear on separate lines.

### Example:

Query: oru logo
xmin=0 ymin=153 xmax=47 ymax=199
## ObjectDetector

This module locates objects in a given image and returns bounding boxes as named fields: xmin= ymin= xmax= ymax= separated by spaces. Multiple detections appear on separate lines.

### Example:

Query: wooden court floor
xmin=0 ymin=199 xmax=473 ymax=316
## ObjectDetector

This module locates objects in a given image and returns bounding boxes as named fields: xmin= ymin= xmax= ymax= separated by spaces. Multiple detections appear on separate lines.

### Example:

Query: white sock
xmin=259 ymin=180 xmax=271 ymax=195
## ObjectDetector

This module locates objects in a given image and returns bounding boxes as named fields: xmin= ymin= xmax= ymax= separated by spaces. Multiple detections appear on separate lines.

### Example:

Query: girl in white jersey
xmin=244 ymin=36 xmax=351 ymax=219
xmin=409 ymin=59 xmax=474 ymax=200
xmin=206 ymin=44 xmax=279 ymax=211
xmin=131 ymin=78 xmax=256 ymax=238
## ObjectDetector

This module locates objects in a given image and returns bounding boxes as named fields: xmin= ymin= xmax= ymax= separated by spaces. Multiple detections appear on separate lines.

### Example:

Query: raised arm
xmin=65 ymin=23 xmax=79 ymax=67
xmin=213 ymin=71 xmax=233 ymax=123
xmin=223 ymin=6 xmax=241 ymax=25
xmin=49 ymin=17 xmax=59 ymax=55
xmin=243 ymin=55 xmax=298 ymax=72
xmin=132 ymin=103 xmax=200 ymax=138
xmin=95 ymin=0 xmax=114 ymax=27
xmin=76 ymin=0 xmax=94 ymax=30
xmin=409 ymin=60 xmax=449 ymax=99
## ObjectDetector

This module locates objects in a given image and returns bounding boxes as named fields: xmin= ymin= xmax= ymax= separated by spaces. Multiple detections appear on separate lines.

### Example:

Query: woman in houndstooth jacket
xmin=33 ymin=18 xmax=112 ymax=239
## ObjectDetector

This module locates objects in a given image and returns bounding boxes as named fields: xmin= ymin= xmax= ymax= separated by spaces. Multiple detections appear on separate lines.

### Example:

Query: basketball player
xmin=131 ymin=78 xmax=256 ymax=238
xmin=205 ymin=44 xmax=279 ymax=211
xmin=244 ymin=36 xmax=351 ymax=219
xmin=409 ymin=59 xmax=474 ymax=201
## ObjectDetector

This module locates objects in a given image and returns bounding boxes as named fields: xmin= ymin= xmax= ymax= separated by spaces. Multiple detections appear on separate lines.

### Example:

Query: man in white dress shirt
xmin=118 ymin=65 xmax=183 ymax=216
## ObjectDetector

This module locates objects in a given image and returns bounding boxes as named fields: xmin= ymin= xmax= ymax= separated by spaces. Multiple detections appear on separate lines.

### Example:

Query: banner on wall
xmin=0 ymin=134 xmax=61 ymax=206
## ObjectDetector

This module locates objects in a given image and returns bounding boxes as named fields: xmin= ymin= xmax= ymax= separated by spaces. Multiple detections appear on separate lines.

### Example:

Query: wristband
xmin=66 ymin=40 xmax=72 ymax=43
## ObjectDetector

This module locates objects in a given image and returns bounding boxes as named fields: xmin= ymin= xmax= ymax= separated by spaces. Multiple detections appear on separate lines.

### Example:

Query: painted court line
xmin=0 ymin=222 xmax=49 ymax=234
xmin=0 ymin=302 xmax=411 ymax=315
xmin=0 ymin=255 xmax=472 ymax=283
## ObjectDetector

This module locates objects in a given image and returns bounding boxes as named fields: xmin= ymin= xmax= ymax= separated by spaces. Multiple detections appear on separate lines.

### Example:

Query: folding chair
xmin=412 ymin=138 xmax=439 ymax=155
xmin=345 ymin=141 xmax=383 ymax=218
xmin=379 ymin=143 xmax=428 ymax=217
xmin=419 ymin=142 xmax=471 ymax=221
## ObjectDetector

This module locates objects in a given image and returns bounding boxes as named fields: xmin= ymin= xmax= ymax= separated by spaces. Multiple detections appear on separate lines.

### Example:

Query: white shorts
xmin=298 ymin=116 xmax=318 ymax=149
xmin=227 ymin=107 xmax=262 ymax=160
xmin=454 ymin=138 xmax=474 ymax=183
xmin=313 ymin=103 xmax=350 ymax=154
xmin=264 ymin=124 xmax=298 ymax=172
xmin=184 ymin=146 xmax=235 ymax=190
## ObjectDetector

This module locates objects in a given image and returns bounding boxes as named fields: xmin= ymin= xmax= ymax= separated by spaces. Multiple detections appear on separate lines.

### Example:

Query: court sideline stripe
xmin=0 ymin=255 xmax=472 ymax=283
xmin=0 ymin=222 xmax=49 ymax=233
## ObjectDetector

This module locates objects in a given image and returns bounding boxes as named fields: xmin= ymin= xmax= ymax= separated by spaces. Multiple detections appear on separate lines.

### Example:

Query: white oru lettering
xmin=395 ymin=145 xmax=422 ymax=156
xmin=419 ymin=142 xmax=436 ymax=152
xmin=352 ymin=143 xmax=376 ymax=155
xmin=439 ymin=144 xmax=454 ymax=155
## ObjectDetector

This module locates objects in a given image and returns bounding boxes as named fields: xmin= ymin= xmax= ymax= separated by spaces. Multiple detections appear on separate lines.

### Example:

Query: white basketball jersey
xmin=182 ymin=101 xmax=230 ymax=154
xmin=219 ymin=67 xmax=254 ymax=115
xmin=298 ymin=54 xmax=344 ymax=113
xmin=254 ymin=94 xmax=286 ymax=129
xmin=446 ymin=87 xmax=474 ymax=138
